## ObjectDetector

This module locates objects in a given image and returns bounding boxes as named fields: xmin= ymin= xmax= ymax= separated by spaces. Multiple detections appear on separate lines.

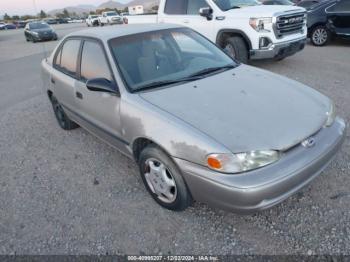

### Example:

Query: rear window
xmin=55 ymin=39 xmax=81 ymax=77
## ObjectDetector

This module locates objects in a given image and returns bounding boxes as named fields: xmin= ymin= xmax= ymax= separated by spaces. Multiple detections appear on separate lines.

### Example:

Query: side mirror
xmin=86 ymin=78 xmax=117 ymax=94
xmin=199 ymin=7 xmax=213 ymax=21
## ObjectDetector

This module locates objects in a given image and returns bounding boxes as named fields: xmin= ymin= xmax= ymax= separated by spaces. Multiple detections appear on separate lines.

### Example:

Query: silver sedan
xmin=41 ymin=24 xmax=346 ymax=213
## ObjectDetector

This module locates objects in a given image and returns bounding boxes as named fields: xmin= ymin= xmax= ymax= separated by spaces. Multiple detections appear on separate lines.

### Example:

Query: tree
xmin=21 ymin=15 xmax=36 ymax=20
xmin=39 ymin=10 xmax=47 ymax=19
xmin=12 ymin=15 xmax=20 ymax=20
xmin=63 ymin=9 xmax=69 ymax=18
xmin=4 ymin=13 xmax=11 ymax=21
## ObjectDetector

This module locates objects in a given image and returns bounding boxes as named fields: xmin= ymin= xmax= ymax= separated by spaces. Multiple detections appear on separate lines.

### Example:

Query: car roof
xmin=66 ymin=23 xmax=184 ymax=41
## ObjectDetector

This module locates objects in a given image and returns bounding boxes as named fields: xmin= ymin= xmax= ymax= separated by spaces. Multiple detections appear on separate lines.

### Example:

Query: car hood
xmin=225 ymin=5 xmax=305 ymax=17
xmin=139 ymin=65 xmax=330 ymax=153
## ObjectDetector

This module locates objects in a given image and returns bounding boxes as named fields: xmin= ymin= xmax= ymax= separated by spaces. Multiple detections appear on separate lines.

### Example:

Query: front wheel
xmin=139 ymin=145 xmax=193 ymax=211
xmin=310 ymin=25 xmax=330 ymax=46
xmin=223 ymin=36 xmax=248 ymax=64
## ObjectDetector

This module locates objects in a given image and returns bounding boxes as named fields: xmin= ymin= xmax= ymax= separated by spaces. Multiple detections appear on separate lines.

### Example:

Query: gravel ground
xmin=0 ymin=24 xmax=349 ymax=255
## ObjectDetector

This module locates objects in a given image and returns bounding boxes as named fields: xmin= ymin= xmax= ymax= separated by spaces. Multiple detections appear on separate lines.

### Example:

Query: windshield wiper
xmin=134 ymin=75 xmax=204 ymax=92
xmin=188 ymin=64 xmax=236 ymax=78
xmin=134 ymin=64 xmax=235 ymax=92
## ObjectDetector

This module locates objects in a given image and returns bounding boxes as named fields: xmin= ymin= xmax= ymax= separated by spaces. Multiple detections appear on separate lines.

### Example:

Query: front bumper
xmin=250 ymin=37 xmax=306 ymax=60
xmin=175 ymin=118 xmax=346 ymax=213
xmin=33 ymin=33 xmax=57 ymax=41
xmin=110 ymin=19 xmax=123 ymax=24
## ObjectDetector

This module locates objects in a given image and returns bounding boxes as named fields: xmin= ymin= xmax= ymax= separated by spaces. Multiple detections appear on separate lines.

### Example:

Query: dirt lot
xmin=0 ymin=23 xmax=349 ymax=255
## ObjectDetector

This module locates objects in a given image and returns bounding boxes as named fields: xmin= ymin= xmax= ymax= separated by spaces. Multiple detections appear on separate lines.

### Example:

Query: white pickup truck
xmin=86 ymin=15 xmax=100 ymax=27
xmin=99 ymin=11 xmax=124 ymax=26
xmin=124 ymin=0 xmax=307 ymax=63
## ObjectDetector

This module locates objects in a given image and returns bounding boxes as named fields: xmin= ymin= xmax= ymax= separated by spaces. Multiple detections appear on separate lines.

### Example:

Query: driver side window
xmin=187 ymin=0 xmax=209 ymax=15
xmin=80 ymin=40 xmax=112 ymax=83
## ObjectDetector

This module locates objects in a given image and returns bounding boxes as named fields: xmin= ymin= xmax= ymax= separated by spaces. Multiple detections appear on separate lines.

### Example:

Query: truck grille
xmin=275 ymin=12 xmax=306 ymax=38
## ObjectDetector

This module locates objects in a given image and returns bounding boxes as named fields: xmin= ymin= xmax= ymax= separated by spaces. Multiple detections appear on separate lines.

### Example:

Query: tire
xmin=223 ymin=36 xmax=248 ymax=64
xmin=138 ymin=145 xmax=193 ymax=211
xmin=25 ymin=37 xmax=29 ymax=42
xmin=310 ymin=25 xmax=330 ymax=46
xmin=50 ymin=95 xmax=79 ymax=130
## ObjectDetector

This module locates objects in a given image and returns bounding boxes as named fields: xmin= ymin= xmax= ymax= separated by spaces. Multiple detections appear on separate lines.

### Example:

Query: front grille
xmin=275 ymin=12 xmax=306 ymax=38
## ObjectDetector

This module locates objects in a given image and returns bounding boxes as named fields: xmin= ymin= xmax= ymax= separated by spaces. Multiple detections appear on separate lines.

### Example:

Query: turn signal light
xmin=207 ymin=157 xmax=222 ymax=169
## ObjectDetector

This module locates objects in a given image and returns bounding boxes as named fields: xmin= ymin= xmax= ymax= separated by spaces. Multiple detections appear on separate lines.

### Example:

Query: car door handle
xmin=51 ymin=77 xmax=55 ymax=84
xmin=183 ymin=19 xmax=190 ymax=24
xmin=76 ymin=92 xmax=83 ymax=99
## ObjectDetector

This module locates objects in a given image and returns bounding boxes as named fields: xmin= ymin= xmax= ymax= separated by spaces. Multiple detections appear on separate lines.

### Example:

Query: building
xmin=128 ymin=5 xmax=144 ymax=15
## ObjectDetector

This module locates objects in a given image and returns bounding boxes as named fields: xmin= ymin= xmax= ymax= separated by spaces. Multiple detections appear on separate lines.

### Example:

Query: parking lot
xmin=0 ymin=23 xmax=349 ymax=255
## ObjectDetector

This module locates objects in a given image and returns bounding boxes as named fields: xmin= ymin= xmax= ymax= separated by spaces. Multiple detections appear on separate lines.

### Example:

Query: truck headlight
xmin=207 ymin=150 xmax=280 ymax=174
xmin=249 ymin=17 xmax=272 ymax=32
xmin=325 ymin=101 xmax=336 ymax=127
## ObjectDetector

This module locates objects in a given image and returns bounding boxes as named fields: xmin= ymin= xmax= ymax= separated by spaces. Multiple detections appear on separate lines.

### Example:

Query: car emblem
xmin=302 ymin=137 xmax=316 ymax=148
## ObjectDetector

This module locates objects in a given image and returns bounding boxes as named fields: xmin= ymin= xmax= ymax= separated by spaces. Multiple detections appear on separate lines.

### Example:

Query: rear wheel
xmin=138 ymin=145 xmax=193 ymax=211
xmin=310 ymin=25 xmax=330 ymax=46
xmin=50 ymin=95 xmax=79 ymax=130
xmin=223 ymin=36 xmax=248 ymax=64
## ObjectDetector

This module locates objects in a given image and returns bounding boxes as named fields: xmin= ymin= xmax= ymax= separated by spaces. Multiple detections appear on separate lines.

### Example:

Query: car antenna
xmin=32 ymin=0 xmax=48 ymax=61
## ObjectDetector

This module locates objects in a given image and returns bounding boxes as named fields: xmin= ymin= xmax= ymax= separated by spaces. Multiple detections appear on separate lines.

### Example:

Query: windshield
xmin=91 ymin=15 xmax=98 ymax=18
xmin=213 ymin=0 xmax=260 ymax=10
xmin=307 ymin=1 xmax=332 ymax=10
xmin=109 ymin=28 xmax=238 ymax=92
xmin=107 ymin=12 xmax=118 ymax=16
xmin=29 ymin=22 xmax=50 ymax=30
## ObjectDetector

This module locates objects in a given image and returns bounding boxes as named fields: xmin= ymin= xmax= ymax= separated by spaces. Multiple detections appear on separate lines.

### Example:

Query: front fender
xmin=121 ymin=95 xmax=231 ymax=165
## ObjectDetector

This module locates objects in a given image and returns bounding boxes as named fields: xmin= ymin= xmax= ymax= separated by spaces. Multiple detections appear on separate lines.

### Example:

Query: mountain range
xmin=48 ymin=0 xmax=159 ymax=15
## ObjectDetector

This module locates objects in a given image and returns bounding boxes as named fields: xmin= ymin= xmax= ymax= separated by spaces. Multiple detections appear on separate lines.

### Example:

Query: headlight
xmin=249 ymin=17 xmax=272 ymax=32
xmin=325 ymin=101 xmax=336 ymax=127
xmin=207 ymin=150 xmax=280 ymax=174
xmin=32 ymin=31 xmax=39 ymax=36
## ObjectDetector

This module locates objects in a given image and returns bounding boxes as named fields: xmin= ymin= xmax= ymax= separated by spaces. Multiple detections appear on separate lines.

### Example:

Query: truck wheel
xmin=50 ymin=95 xmax=79 ymax=130
xmin=138 ymin=145 xmax=193 ymax=211
xmin=223 ymin=36 xmax=248 ymax=64
xmin=310 ymin=25 xmax=330 ymax=46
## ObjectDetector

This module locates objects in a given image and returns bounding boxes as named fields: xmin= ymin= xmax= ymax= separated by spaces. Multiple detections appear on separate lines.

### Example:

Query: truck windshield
xmin=213 ymin=0 xmax=260 ymax=10
xmin=107 ymin=12 xmax=118 ymax=16
xmin=109 ymin=28 xmax=238 ymax=92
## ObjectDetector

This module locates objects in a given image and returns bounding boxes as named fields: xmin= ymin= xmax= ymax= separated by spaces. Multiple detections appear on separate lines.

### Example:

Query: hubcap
xmin=312 ymin=28 xmax=328 ymax=45
xmin=224 ymin=44 xmax=236 ymax=58
xmin=144 ymin=158 xmax=177 ymax=204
